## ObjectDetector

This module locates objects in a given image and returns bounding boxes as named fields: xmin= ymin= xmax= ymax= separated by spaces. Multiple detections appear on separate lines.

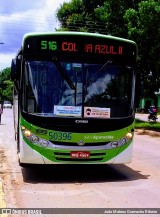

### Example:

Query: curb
xmin=135 ymin=129 xmax=160 ymax=137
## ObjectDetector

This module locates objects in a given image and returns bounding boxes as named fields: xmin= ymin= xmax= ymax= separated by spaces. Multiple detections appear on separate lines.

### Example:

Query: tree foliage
xmin=0 ymin=1 xmax=159 ymax=105
xmin=56 ymin=0 xmax=107 ymax=32
xmin=124 ymin=0 xmax=160 ymax=97
xmin=56 ymin=0 xmax=160 ymax=101
xmin=0 ymin=67 xmax=13 ymax=102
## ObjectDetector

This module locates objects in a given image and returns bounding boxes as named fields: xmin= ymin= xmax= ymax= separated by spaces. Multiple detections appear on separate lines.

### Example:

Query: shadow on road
xmin=21 ymin=164 xmax=149 ymax=184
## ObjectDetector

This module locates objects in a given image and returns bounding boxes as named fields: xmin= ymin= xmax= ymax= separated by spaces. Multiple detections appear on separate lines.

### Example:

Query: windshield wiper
xmin=52 ymin=57 xmax=76 ymax=90
xmin=87 ymin=60 xmax=112 ymax=85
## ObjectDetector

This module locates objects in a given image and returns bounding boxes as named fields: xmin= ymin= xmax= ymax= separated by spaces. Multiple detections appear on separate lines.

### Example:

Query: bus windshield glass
xmin=22 ymin=60 xmax=134 ymax=118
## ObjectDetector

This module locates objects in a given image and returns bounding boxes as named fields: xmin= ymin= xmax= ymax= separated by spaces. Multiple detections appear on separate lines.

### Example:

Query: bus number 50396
xmin=49 ymin=131 xmax=72 ymax=141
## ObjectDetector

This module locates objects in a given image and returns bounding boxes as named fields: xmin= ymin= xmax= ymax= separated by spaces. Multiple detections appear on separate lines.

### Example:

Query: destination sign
xmin=40 ymin=40 xmax=123 ymax=55
xmin=23 ymin=34 xmax=137 ymax=65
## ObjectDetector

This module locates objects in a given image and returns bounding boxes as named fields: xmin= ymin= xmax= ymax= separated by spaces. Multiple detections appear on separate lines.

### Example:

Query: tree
xmin=56 ymin=0 xmax=141 ymax=35
xmin=124 ymin=0 xmax=160 ymax=98
xmin=0 ymin=67 xmax=13 ymax=102
xmin=56 ymin=0 xmax=83 ymax=31
xmin=56 ymin=0 xmax=107 ymax=33
xmin=94 ymin=0 xmax=134 ymax=37
xmin=56 ymin=0 xmax=160 ymax=105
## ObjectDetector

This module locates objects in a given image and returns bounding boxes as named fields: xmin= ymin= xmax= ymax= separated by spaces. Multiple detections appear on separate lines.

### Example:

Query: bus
xmin=11 ymin=32 xmax=137 ymax=166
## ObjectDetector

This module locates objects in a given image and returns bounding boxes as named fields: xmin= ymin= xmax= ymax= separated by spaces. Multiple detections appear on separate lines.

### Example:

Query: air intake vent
xmin=54 ymin=151 xmax=106 ymax=162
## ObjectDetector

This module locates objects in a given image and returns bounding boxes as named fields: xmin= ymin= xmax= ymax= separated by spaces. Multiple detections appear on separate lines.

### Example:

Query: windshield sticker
xmin=84 ymin=107 xmax=110 ymax=118
xmin=54 ymin=106 xmax=82 ymax=116
xmin=66 ymin=63 xmax=71 ymax=71
xmin=72 ymin=63 xmax=82 ymax=71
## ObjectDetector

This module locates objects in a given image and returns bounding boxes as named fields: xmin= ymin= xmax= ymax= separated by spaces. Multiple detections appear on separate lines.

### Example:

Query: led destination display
xmin=40 ymin=40 xmax=123 ymax=55
xmin=23 ymin=33 xmax=137 ymax=65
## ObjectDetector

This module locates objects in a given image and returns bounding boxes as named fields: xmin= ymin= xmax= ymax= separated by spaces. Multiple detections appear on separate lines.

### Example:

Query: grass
xmin=135 ymin=119 xmax=160 ymax=132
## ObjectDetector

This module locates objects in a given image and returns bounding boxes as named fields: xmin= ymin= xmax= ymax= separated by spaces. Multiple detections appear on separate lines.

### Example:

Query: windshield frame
xmin=21 ymin=57 xmax=135 ymax=119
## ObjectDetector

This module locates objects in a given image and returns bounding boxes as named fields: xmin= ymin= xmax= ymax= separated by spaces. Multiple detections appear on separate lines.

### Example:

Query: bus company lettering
xmin=93 ymin=135 xmax=114 ymax=140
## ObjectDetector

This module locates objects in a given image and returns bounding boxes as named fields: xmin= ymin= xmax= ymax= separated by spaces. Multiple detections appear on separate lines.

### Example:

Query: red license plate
xmin=70 ymin=151 xmax=90 ymax=159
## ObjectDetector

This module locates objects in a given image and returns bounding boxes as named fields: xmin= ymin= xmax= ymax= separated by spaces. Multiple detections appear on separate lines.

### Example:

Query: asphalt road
xmin=0 ymin=109 xmax=160 ymax=217
xmin=135 ymin=113 xmax=160 ymax=122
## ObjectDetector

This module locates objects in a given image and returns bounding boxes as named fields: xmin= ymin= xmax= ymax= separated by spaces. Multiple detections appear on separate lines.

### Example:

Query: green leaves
xmin=0 ymin=67 xmax=13 ymax=102
xmin=56 ymin=0 xmax=160 ymax=101
xmin=124 ymin=0 xmax=160 ymax=96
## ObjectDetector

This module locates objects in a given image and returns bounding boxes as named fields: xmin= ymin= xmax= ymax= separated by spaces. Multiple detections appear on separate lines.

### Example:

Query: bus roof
xmin=22 ymin=31 xmax=136 ymax=46
xmin=19 ymin=31 xmax=137 ymax=66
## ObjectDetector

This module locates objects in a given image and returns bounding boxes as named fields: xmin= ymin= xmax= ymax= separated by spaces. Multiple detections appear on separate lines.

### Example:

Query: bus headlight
xmin=126 ymin=132 xmax=133 ymax=139
xmin=121 ymin=138 xmax=126 ymax=145
xmin=31 ymin=135 xmax=39 ymax=144
xmin=41 ymin=140 xmax=49 ymax=147
xmin=111 ymin=141 xmax=118 ymax=148
xmin=24 ymin=130 xmax=32 ymax=137
xmin=21 ymin=126 xmax=26 ymax=131
xmin=22 ymin=127 xmax=50 ymax=148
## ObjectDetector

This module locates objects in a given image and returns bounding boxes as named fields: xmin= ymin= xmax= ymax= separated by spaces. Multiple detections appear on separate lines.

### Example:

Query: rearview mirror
xmin=11 ymin=58 xmax=16 ymax=80
xmin=11 ymin=57 xmax=21 ymax=80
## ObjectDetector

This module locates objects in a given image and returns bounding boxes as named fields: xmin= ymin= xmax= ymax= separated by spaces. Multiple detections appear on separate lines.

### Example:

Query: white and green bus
xmin=11 ymin=32 xmax=137 ymax=166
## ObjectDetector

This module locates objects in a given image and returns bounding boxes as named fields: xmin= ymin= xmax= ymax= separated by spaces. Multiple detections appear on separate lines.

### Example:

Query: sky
xmin=0 ymin=0 xmax=70 ymax=71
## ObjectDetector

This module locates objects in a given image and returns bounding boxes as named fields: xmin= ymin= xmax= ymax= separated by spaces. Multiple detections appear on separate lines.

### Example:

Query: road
xmin=135 ymin=113 xmax=160 ymax=122
xmin=0 ymin=109 xmax=160 ymax=217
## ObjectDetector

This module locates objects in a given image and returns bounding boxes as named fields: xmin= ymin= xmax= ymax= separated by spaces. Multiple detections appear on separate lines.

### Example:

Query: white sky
xmin=0 ymin=0 xmax=70 ymax=70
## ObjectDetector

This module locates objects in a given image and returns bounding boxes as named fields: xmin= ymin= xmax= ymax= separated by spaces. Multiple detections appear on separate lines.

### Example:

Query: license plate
xmin=70 ymin=151 xmax=90 ymax=159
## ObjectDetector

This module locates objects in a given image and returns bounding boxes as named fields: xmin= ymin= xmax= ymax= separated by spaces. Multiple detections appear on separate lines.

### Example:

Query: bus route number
xmin=49 ymin=131 xmax=72 ymax=141
xmin=41 ymin=40 xmax=57 ymax=51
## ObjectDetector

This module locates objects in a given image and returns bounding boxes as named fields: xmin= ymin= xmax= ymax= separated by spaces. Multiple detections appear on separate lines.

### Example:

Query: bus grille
xmin=54 ymin=152 xmax=106 ymax=162
xmin=50 ymin=141 xmax=110 ymax=146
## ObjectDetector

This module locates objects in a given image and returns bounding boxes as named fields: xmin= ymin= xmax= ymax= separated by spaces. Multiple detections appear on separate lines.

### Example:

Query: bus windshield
xmin=22 ymin=60 xmax=135 ymax=118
